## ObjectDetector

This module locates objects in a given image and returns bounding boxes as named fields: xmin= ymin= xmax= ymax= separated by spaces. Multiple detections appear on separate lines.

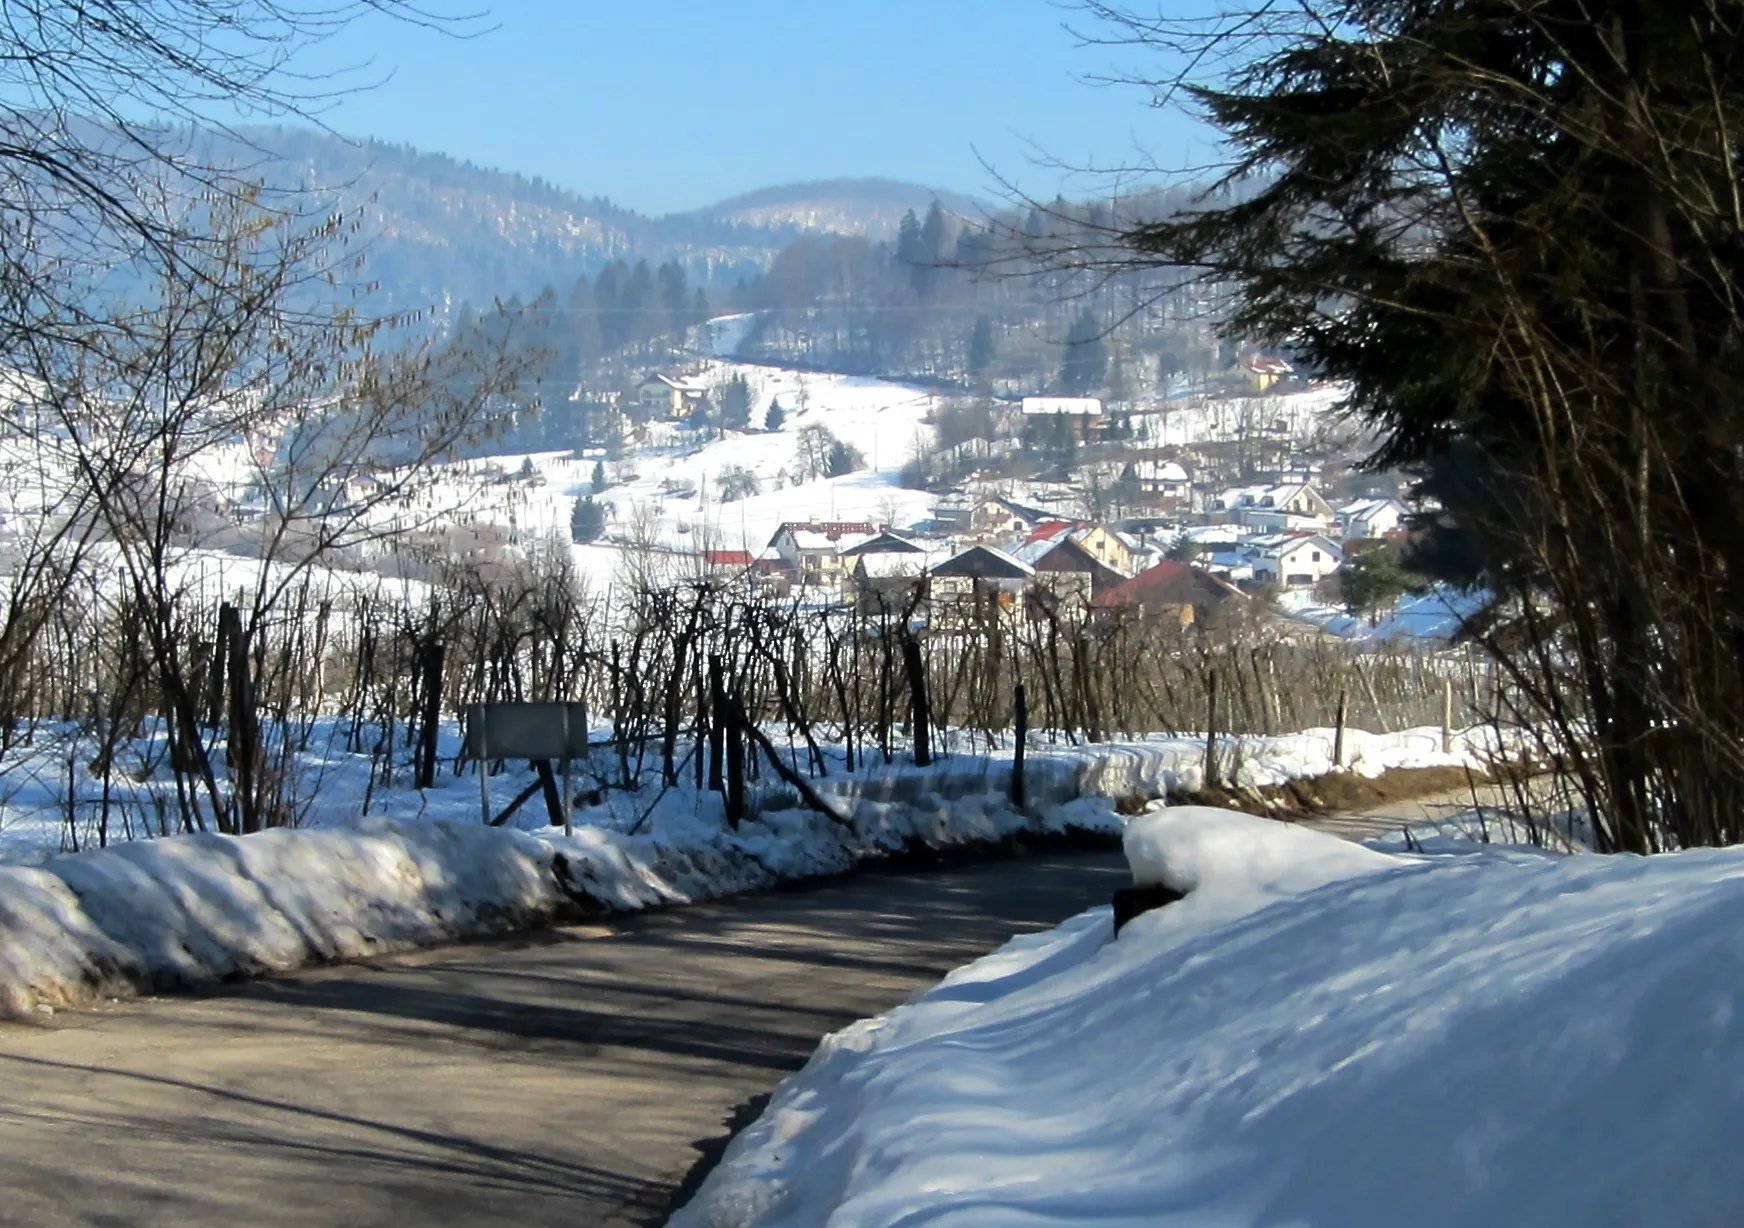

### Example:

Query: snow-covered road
xmin=0 ymin=850 xmax=1128 ymax=1228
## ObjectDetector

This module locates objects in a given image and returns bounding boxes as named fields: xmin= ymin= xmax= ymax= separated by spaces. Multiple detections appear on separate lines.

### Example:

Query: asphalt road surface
xmin=0 ymin=850 xmax=1129 ymax=1228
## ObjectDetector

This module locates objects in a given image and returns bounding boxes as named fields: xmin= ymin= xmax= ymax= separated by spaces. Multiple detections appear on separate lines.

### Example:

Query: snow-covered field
xmin=1283 ymin=585 xmax=1487 ymax=642
xmin=0 ymin=722 xmax=1483 ymax=1016
xmin=676 ymin=805 xmax=1744 ymax=1228
xmin=377 ymin=359 xmax=944 ymax=567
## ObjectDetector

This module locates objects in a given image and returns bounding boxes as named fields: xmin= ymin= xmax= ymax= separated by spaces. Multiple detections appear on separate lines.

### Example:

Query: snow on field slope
xmin=675 ymin=808 xmax=1744 ymax=1228
xmin=364 ymin=359 xmax=942 ymax=577
xmin=1282 ymin=584 xmax=1488 ymax=642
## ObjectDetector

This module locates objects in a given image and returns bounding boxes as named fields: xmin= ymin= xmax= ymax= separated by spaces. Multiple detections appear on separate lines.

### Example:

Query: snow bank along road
xmin=0 ymin=851 xmax=1127 ymax=1227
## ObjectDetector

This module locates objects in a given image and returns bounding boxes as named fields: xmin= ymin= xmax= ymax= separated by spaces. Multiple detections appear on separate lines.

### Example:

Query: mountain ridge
xmin=201 ymin=127 xmax=983 ymax=309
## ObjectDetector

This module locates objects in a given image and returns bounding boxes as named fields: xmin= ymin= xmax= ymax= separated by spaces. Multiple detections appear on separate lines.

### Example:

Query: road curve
xmin=0 ymin=851 xmax=1128 ymax=1228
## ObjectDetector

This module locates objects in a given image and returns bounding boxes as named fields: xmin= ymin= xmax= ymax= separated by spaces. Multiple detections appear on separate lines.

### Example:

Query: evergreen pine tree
xmin=591 ymin=460 xmax=607 ymax=493
xmin=1061 ymin=312 xmax=1108 ymax=395
xmin=570 ymin=497 xmax=606 ymax=543
xmin=763 ymin=399 xmax=786 ymax=432
xmin=968 ymin=315 xmax=996 ymax=378
xmin=721 ymin=374 xmax=753 ymax=431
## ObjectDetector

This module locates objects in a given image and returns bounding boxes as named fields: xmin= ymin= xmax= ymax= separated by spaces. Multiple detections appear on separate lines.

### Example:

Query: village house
xmin=849 ymin=548 xmax=951 ymax=615
xmin=929 ymin=545 xmax=1035 ymax=625
xmin=1014 ymin=521 xmax=1134 ymax=595
xmin=1019 ymin=396 xmax=1103 ymax=445
xmin=930 ymin=490 xmax=976 ymax=531
xmin=1126 ymin=456 xmax=1193 ymax=510
xmin=958 ymin=495 xmax=1042 ymax=538
xmin=1238 ymin=350 xmax=1294 ymax=392
xmin=1245 ymin=532 xmax=1344 ymax=587
xmin=1336 ymin=496 xmax=1409 ymax=541
xmin=1211 ymin=481 xmax=1335 ymax=533
xmin=768 ymin=521 xmax=879 ymax=589
xmin=700 ymin=548 xmax=754 ymax=574
xmin=1090 ymin=560 xmax=1249 ymax=627
xmin=635 ymin=373 xmax=708 ymax=420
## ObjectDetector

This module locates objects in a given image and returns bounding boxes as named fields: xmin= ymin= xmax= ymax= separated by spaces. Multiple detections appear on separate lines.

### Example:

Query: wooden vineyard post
xmin=221 ymin=603 xmax=260 ymax=834
xmin=708 ymin=655 xmax=725 ymax=794
xmin=1441 ymin=676 xmax=1455 ymax=754
xmin=725 ymin=693 xmax=746 ymax=828
xmin=415 ymin=639 xmax=445 ymax=790
xmin=1204 ymin=668 xmax=1220 ymax=791
xmin=903 ymin=636 xmax=932 ymax=768
xmin=1012 ymin=682 xmax=1028 ymax=809
xmin=1333 ymin=688 xmax=1349 ymax=770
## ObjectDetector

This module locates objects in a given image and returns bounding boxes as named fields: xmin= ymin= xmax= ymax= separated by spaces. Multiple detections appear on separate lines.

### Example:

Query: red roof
xmin=1090 ymin=560 xmax=1240 ymax=611
xmin=1023 ymin=519 xmax=1078 ymax=544
xmin=704 ymin=549 xmax=754 ymax=566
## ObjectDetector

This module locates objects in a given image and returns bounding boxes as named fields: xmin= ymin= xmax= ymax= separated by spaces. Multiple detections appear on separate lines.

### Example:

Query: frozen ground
xmin=0 ymin=722 xmax=1481 ymax=1016
xmin=676 ymin=805 xmax=1744 ymax=1228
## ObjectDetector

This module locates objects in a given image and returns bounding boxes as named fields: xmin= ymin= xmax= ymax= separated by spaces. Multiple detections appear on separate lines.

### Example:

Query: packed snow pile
xmin=1125 ymin=803 xmax=1395 ymax=904
xmin=0 ymin=721 xmax=1489 ymax=1018
xmin=675 ymin=806 xmax=1744 ymax=1228
xmin=0 ymin=759 xmax=1125 ymax=1018
xmin=0 ymin=820 xmax=593 ymax=1017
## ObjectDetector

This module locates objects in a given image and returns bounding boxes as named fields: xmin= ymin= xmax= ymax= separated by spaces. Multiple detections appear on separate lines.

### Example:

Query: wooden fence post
xmin=221 ymin=604 xmax=260 ymax=834
xmin=708 ymin=655 xmax=725 ymax=793
xmin=1441 ymin=675 xmax=1455 ymax=753
xmin=415 ymin=639 xmax=445 ymax=790
xmin=903 ymin=636 xmax=932 ymax=768
xmin=725 ymin=692 xmax=746 ymax=828
xmin=1333 ymin=688 xmax=1348 ymax=770
xmin=1204 ymin=668 xmax=1220 ymax=790
xmin=1011 ymin=682 xmax=1028 ymax=809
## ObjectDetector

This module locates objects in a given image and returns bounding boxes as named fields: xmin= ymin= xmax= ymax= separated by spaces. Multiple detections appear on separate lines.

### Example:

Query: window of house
xmin=1311 ymin=551 xmax=1321 ymax=562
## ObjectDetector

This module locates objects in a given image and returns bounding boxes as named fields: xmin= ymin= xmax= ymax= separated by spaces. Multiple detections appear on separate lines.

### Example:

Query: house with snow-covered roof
xmin=1336 ymin=496 xmax=1408 ymax=542
xmin=1244 ymin=533 xmax=1343 ymax=587
xmin=768 ymin=521 xmax=880 ymax=590
xmin=1126 ymin=456 xmax=1193 ymax=509
xmin=1015 ymin=520 xmax=1135 ymax=591
xmin=929 ymin=545 xmax=1035 ymax=623
xmin=850 ymin=546 xmax=953 ymax=615
xmin=839 ymin=530 xmax=926 ymax=558
xmin=635 ymin=372 xmax=708 ymax=420
xmin=1212 ymin=481 xmax=1334 ymax=533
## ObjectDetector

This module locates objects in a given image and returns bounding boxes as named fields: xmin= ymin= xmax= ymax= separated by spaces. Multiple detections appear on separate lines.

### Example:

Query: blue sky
xmin=287 ymin=0 xmax=1219 ymax=215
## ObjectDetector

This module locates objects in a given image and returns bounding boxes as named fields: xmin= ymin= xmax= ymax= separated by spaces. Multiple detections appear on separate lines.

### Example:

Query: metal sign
xmin=465 ymin=701 xmax=588 ymax=835
xmin=464 ymin=701 xmax=589 ymax=761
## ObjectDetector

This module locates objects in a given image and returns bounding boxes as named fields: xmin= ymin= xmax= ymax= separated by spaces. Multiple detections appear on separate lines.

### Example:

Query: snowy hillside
xmin=377 ymin=359 xmax=947 ymax=579
xmin=676 ymin=806 xmax=1744 ymax=1228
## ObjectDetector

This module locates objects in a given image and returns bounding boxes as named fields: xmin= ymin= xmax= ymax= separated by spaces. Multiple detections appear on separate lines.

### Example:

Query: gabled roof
xmin=856 ymin=549 xmax=951 ymax=579
xmin=703 ymin=549 xmax=754 ymax=567
xmin=1091 ymin=560 xmax=1247 ymax=611
xmin=1023 ymin=518 xmax=1080 ymax=545
xmin=1246 ymin=532 xmax=1343 ymax=558
xmin=931 ymin=544 xmax=1036 ymax=580
xmin=1216 ymin=481 xmax=1315 ymax=510
xmin=1338 ymin=496 xmax=1407 ymax=518
xmin=839 ymin=530 xmax=926 ymax=557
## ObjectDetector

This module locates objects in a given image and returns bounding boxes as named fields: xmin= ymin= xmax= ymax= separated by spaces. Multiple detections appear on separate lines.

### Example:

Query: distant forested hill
xmin=187 ymin=128 xmax=978 ymax=313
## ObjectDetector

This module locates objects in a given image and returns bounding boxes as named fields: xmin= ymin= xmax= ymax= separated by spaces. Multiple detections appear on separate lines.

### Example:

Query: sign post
xmin=465 ymin=701 xmax=590 ymax=829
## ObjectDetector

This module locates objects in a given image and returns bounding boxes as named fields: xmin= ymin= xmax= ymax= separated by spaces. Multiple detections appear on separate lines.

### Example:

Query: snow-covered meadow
xmin=676 ymin=804 xmax=1744 ymax=1228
